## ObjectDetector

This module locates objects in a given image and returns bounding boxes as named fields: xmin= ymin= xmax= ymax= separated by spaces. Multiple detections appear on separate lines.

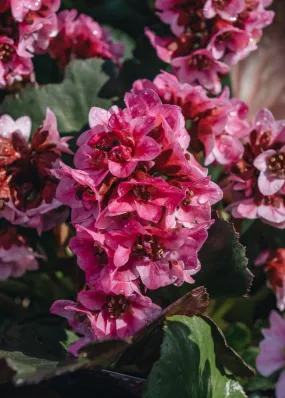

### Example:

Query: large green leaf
xmin=144 ymin=316 xmax=247 ymax=398
xmin=0 ymin=59 xmax=116 ymax=133
xmin=195 ymin=218 xmax=253 ymax=298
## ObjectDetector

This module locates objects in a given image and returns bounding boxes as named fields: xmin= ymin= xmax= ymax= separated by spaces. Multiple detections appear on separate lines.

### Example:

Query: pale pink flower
xmin=204 ymin=0 xmax=245 ymax=21
xmin=172 ymin=49 xmax=230 ymax=94
xmin=0 ymin=225 xmax=39 ymax=280
xmin=256 ymin=311 xmax=285 ymax=398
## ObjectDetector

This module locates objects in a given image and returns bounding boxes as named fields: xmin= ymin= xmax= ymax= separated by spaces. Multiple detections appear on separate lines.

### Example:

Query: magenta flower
xmin=207 ymin=27 xmax=254 ymax=65
xmin=51 ymin=289 xmax=161 ymax=353
xmin=172 ymin=49 xmax=230 ymax=94
xmin=0 ymin=37 xmax=34 ymax=88
xmin=107 ymin=177 xmax=184 ymax=223
xmin=51 ymin=85 xmax=222 ymax=346
xmin=53 ymin=162 xmax=99 ymax=225
xmin=204 ymin=0 xmax=245 ymax=20
xmin=49 ymin=9 xmax=124 ymax=69
xmin=256 ymin=311 xmax=285 ymax=398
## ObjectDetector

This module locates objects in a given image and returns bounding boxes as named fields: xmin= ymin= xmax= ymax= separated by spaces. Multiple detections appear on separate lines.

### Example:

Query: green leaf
xmin=144 ymin=316 xmax=247 ymax=398
xmin=0 ymin=59 xmax=116 ymax=133
xmin=195 ymin=218 xmax=253 ymax=298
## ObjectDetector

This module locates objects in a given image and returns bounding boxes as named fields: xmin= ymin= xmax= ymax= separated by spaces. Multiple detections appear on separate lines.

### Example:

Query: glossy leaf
xmin=144 ymin=316 xmax=247 ymax=398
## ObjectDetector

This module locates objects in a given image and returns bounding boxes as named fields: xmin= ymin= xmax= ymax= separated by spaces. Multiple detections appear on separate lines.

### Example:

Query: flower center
xmin=93 ymin=242 xmax=108 ymax=266
xmin=132 ymin=185 xmax=157 ymax=201
xmin=217 ymin=31 xmax=233 ymax=42
xmin=189 ymin=54 xmax=212 ymax=70
xmin=182 ymin=189 xmax=194 ymax=207
xmin=0 ymin=43 xmax=14 ymax=61
xmin=268 ymin=153 xmax=285 ymax=178
xmin=135 ymin=236 xmax=164 ymax=261
xmin=212 ymin=0 xmax=229 ymax=10
xmin=106 ymin=294 xmax=130 ymax=319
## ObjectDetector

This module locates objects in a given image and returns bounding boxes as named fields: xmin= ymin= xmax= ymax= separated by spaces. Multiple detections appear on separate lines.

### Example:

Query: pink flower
xmin=254 ymin=147 xmax=285 ymax=196
xmin=172 ymin=49 xmax=230 ymax=94
xmin=51 ymin=289 xmax=161 ymax=354
xmin=0 ymin=109 xmax=72 ymax=234
xmin=52 ymin=162 xmax=99 ymax=225
xmin=49 ymin=9 xmax=124 ymax=69
xmin=0 ymin=37 xmax=34 ymax=87
xmin=107 ymin=177 xmax=184 ymax=223
xmin=204 ymin=0 xmax=245 ymax=21
xmin=207 ymin=27 xmax=255 ymax=65
xmin=75 ymin=108 xmax=161 ymax=180
xmin=227 ymin=108 xmax=285 ymax=228
xmin=146 ymin=0 xmax=274 ymax=93
xmin=256 ymin=311 xmax=285 ymax=398
xmin=0 ymin=225 xmax=39 ymax=280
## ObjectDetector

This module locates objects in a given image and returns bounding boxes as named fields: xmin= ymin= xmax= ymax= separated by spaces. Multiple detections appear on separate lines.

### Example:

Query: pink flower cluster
xmin=133 ymin=71 xmax=251 ymax=166
xmin=48 ymin=9 xmax=124 ymax=70
xmin=51 ymin=88 xmax=222 ymax=352
xmin=0 ymin=224 xmax=39 ymax=280
xmin=255 ymin=249 xmax=285 ymax=311
xmin=227 ymin=109 xmax=285 ymax=229
xmin=256 ymin=311 xmax=285 ymax=398
xmin=0 ymin=0 xmax=60 ymax=88
xmin=147 ymin=0 xmax=274 ymax=93
xmin=0 ymin=110 xmax=72 ymax=234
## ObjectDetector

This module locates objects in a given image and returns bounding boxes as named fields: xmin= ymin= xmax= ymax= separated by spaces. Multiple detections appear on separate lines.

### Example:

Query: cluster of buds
xmin=48 ymin=9 xmax=124 ymax=70
xmin=51 ymin=88 xmax=222 ymax=353
xmin=0 ymin=110 xmax=72 ymax=234
xmin=146 ymin=0 xmax=274 ymax=93
xmin=0 ymin=0 xmax=60 ymax=88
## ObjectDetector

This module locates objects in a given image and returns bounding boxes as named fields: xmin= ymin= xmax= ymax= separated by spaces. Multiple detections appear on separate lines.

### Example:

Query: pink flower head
xmin=0 ymin=225 xmax=39 ymax=280
xmin=255 ymin=249 xmax=285 ymax=311
xmin=256 ymin=311 xmax=285 ymax=398
xmin=172 ymin=49 xmax=230 ymax=94
xmin=13 ymin=0 xmax=60 ymax=55
xmin=107 ymin=177 xmax=184 ymax=223
xmin=146 ymin=0 xmax=274 ymax=93
xmin=204 ymin=0 xmax=245 ymax=21
xmin=49 ymin=9 xmax=124 ymax=69
xmin=227 ymin=108 xmax=285 ymax=228
xmin=207 ymin=27 xmax=254 ymax=65
xmin=0 ymin=37 xmax=34 ymax=87
xmin=51 ymin=85 xmax=222 ymax=345
xmin=51 ymin=289 xmax=161 ymax=354
xmin=75 ymin=107 xmax=161 ymax=181
xmin=0 ymin=109 xmax=72 ymax=234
